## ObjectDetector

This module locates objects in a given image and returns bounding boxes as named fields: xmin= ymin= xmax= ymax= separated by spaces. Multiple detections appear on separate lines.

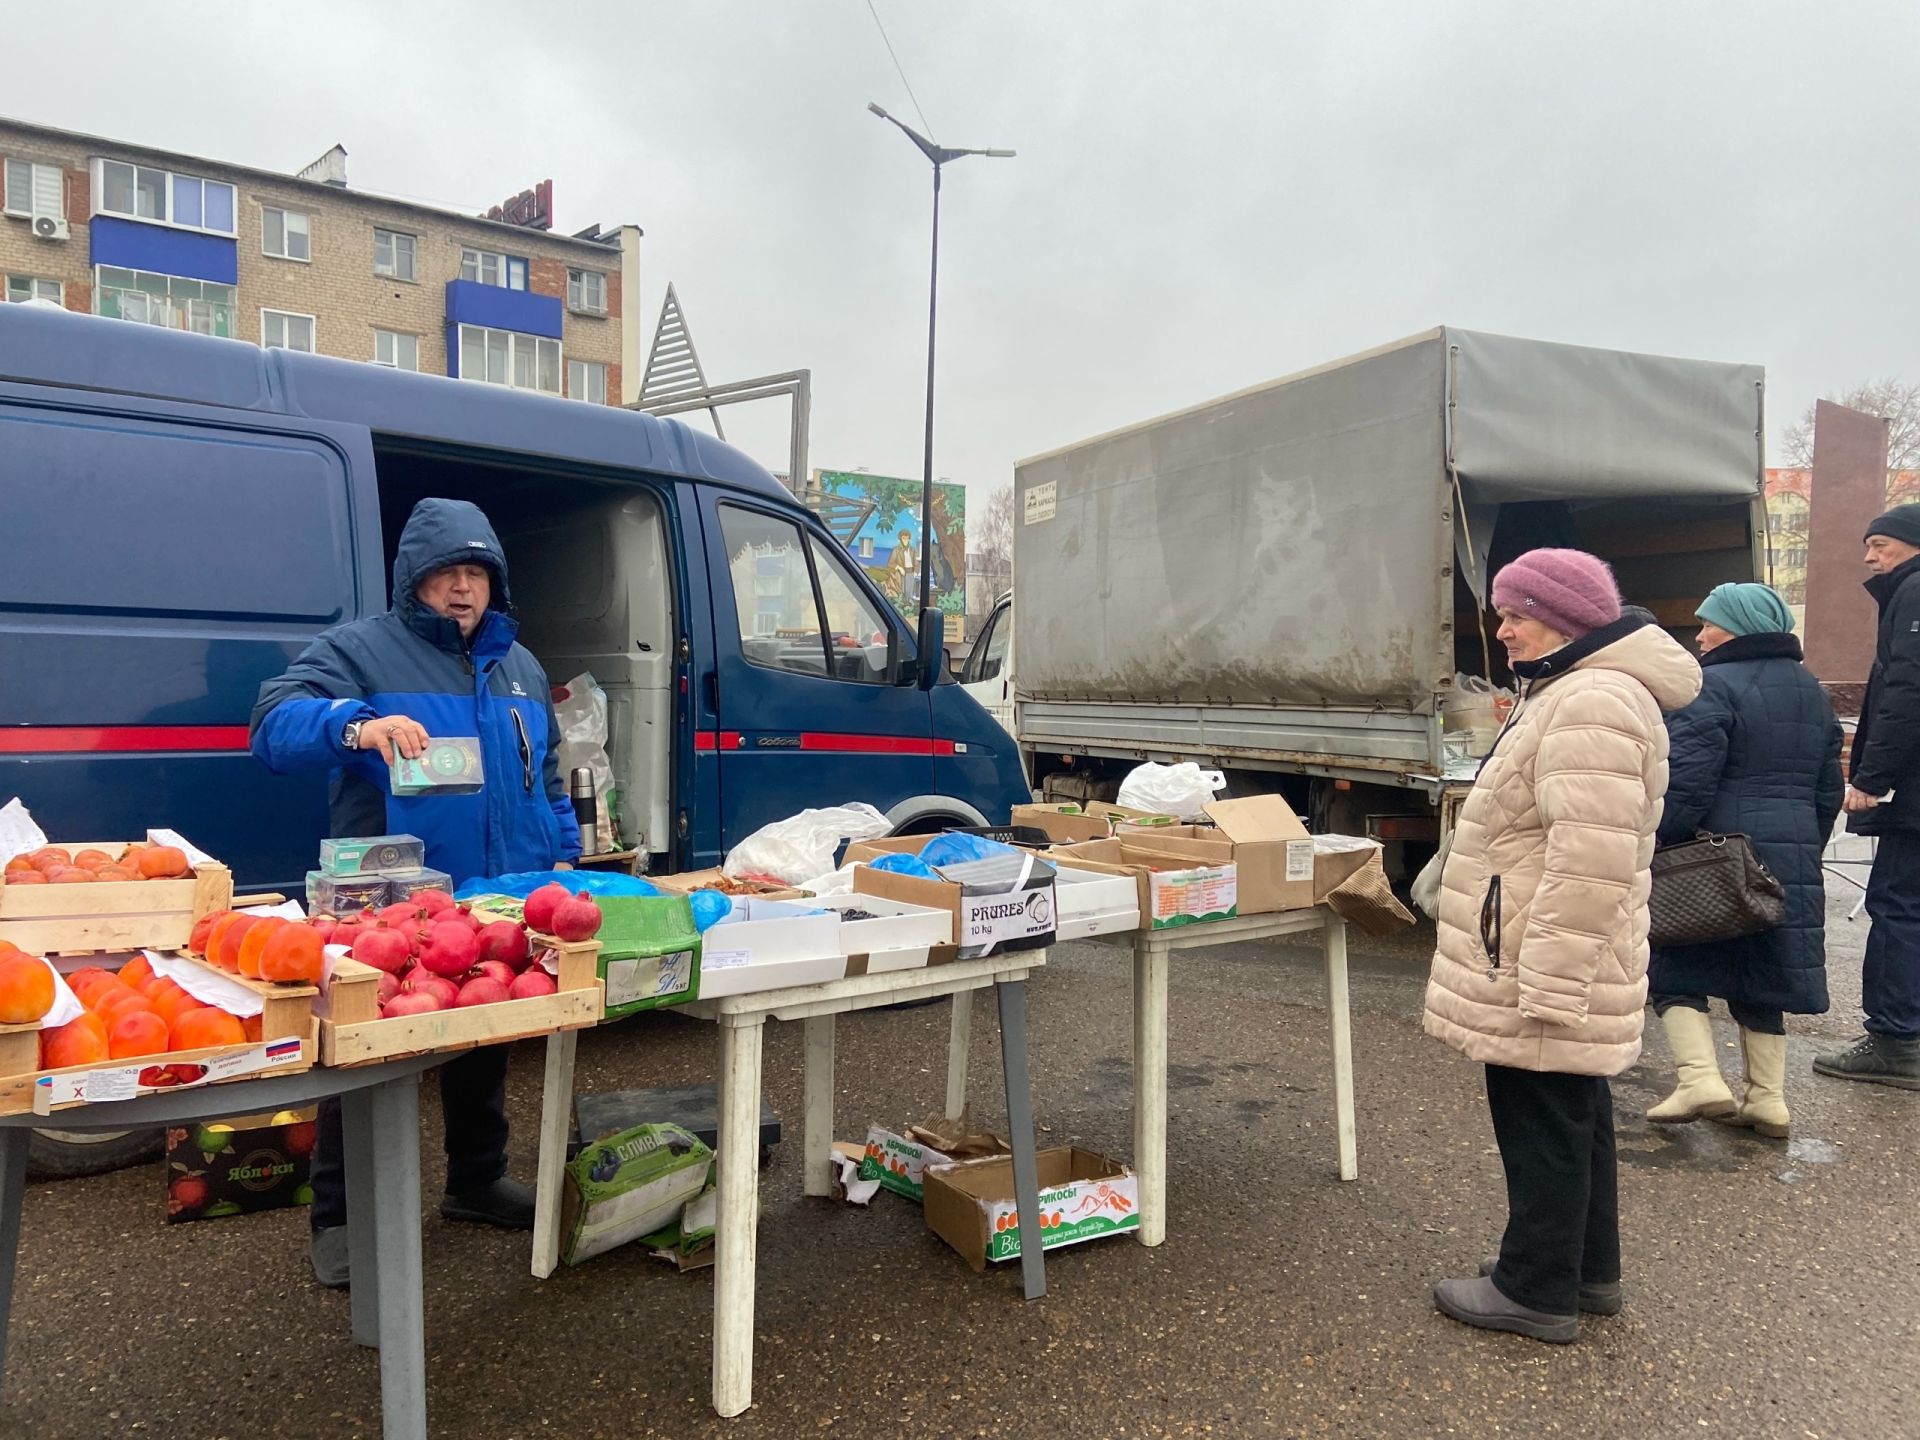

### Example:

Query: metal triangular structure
xmin=637 ymin=284 xmax=724 ymax=438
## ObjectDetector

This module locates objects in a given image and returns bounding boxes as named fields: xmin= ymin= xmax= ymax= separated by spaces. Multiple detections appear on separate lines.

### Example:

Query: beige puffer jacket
xmin=1424 ymin=621 xmax=1703 ymax=1076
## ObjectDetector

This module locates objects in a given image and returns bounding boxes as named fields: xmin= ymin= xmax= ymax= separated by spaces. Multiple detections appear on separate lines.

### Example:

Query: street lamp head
xmin=867 ymin=102 xmax=890 ymax=119
xmin=981 ymin=149 xmax=1017 ymax=159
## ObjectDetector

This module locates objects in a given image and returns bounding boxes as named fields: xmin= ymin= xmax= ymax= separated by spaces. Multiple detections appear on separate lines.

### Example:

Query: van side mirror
xmin=917 ymin=606 xmax=947 ymax=690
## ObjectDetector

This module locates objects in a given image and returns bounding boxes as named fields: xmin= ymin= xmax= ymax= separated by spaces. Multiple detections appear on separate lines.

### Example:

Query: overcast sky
xmin=14 ymin=1 xmax=1920 ymax=514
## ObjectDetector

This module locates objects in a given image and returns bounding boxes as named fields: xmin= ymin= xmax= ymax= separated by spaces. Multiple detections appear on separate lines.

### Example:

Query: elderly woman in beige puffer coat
xmin=1424 ymin=549 xmax=1701 ymax=1344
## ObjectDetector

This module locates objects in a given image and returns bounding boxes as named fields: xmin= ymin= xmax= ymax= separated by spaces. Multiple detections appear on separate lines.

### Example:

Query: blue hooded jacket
xmin=249 ymin=497 xmax=582 ymax=884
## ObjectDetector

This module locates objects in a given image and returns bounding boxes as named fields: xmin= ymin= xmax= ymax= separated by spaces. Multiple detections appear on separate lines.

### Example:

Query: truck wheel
xmin=26 ymin=1127 xmax=164 ymax=1181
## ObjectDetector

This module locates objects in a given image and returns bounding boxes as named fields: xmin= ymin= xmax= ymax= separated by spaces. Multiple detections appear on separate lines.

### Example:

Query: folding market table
xmin=0 ymin=1052 xmax=444 ymax=1440
xmin=530 ymin=951 xmax=1051 ymax=1419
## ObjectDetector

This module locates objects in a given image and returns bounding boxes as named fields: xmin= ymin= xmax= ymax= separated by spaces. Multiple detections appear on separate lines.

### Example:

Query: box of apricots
xmin=1 ymin=837 xmax=234 ymax=955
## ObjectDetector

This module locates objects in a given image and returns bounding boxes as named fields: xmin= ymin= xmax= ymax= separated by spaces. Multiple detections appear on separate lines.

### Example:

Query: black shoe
xmin=1812 ymin=1034 xmax=1920 ymax=1091
xmin=1434 ymin=1275 xmax=1578 ymax=1343
xmin=1479 ymin=1256 xmax=1622 ymax=1316
xmin=310 ymin=1226 xmax=351 ymax=1289
xmin=440 ymin=1176 xmax=537 ymax=1229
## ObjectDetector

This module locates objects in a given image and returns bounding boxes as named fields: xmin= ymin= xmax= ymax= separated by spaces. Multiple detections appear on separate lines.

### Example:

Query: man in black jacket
xmin=1815 ymin=502 xmax=1920 ymax=1090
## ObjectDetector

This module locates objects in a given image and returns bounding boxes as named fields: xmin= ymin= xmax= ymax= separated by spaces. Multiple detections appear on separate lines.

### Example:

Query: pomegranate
xmin=376 ymin=971 xmax=403 ymax=1006
xmin=523 ymin=882 xmax=570 ymax=934
xmin=448 ymin=904 xmax=486 ymax=933
xmin=474 ymin=959 xmax=516 ymax=988
xmin=381 ymin=990 xmax=446 ymax=1018
xmin=508 ymin=969 xmax=557 ymax=1000
xmin=415 ymin=889 xmax=456 ymax=916
xmin=403 ymin=971 xmax=459 ymax=1006
xmin=416 ymin=920 xmax=481 ymax=978
xmin=310 ymin=916 xmax=340 ymax=945
xmin=551 ymin=891 xmax=603 ymax=942
xmin=351 ymin=923 xmax=412 ymax=976
xmin=475 ymin=921 xmax=531 ymax=971
xmin=454 ymin=976 xmax=511 ymax=1008
xmin=378 ymin=901 xmax=426 ymax=929
xmin=330 ymin=913 xmax=369 ymax=950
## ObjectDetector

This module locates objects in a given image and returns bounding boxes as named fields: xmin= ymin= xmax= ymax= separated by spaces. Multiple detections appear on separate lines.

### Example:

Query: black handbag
xmin=1648 ymin=831 xmax=1787 ymax=946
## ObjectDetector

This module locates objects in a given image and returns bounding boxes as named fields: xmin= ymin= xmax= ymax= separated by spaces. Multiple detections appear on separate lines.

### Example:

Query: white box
xmin=697 ymin=898 xmax=846 ymax=998
xmin=1052 ymin=866 xmax=1142 ymax=939
xmin=817 ymin=892 xmax=953 ymax=974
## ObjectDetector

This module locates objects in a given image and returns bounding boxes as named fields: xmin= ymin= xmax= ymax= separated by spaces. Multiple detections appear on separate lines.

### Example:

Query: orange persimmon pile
xmin=3 ymin=843 xmax=191 ymax=885
xmin=38 ymin=952 xmax=257 ymax=1071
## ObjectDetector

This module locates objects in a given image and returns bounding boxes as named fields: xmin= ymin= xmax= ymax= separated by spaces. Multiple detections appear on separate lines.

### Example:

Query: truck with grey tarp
xmin=1002 ymin=326 xmax=1766 ymax=863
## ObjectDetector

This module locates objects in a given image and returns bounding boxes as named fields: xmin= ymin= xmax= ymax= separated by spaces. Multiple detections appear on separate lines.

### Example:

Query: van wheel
xmin=26 ymin=1128 xmax=164 ymax=1181
xmin=891 ymin=813 xmax=970 ymax=837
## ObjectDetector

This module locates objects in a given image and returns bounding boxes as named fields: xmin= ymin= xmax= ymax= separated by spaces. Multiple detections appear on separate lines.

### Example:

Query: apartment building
xmin=0 ymin=116 xmax=641 ymax=403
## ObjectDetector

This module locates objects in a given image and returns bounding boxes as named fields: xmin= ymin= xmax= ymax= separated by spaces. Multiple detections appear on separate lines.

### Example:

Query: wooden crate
xmin=647 ymin=868 xmax=809 ymax=901
xmin=0 ymin=958 xmax=316 ymax=1116
xmin=316 ymin=937 xmax=603 ymax=1067
xmin=0 ymin=843 xmax=233 ymax=954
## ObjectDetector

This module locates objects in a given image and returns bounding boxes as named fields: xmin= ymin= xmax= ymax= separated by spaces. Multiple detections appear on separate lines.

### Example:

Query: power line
xmin=865 ymin=0 xmax=935 ymax=139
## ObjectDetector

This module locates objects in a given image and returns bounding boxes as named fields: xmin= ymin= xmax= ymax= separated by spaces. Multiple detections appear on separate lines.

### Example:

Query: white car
xmin=959 ymin=589 xmax=1013 ymax=737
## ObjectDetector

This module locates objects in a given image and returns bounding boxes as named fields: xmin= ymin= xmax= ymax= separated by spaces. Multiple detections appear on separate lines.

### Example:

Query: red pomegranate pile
xmin=328 ymin=886 xmax=601 ymax=1020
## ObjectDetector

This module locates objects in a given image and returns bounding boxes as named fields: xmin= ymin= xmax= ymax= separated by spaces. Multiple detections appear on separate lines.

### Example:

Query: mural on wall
xmin=815 ymin=470 xmax=968 ymax=623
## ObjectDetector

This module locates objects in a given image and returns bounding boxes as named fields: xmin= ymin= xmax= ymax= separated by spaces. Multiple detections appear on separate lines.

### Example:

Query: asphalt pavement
xmin=2 ymin=882 xmax=1913 ymax=1440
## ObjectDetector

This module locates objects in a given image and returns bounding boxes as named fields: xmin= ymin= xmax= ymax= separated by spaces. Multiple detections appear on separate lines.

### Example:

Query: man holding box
xmin=251 ymin=497 xmax=582 ymax=1287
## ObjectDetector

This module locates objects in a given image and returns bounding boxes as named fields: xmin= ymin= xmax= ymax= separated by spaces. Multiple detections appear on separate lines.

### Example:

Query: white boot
xmin=1646 ymin=1006 xmax=1737 ymax=1122
xmin=1714 ymin=1027 xmax=1790 ymax=1139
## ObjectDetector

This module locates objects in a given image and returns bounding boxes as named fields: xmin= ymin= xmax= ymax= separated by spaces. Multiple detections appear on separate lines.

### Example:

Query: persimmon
xmin=259 ymin=923 xmax=325 ymax=984
xmin=71 ymin=849 xmax=113 ymax=871
xmin=4 ymin=856 xmax=35 ymax=876
xmin=169 ymin=1007 xmax=245 ymax=1050
xmin=208 ymin=914 xmax=262 ymax=973
xmin=187 ymin=910 xmax=228 ymax=956
xmin=107 ymin=1010 xmax=170 ymax=1059
xmin=27 ymin=847 xmax=71 ymax=872
xmin=0 ymin=955 xmax=54 ymax=1023
xmin=136 ymin=846 xmax=190 ymax=879
xmin=242 ymin=1014 xmax=263 ymax=1043
xmin=95 ymin=989 xmax=153 ymax=1027
xmin=236 ymin=916 xmax=288 ymax=979
xmin=5 ymin=870 xmax=46 ymax=884
xmin=93 ymin=866 xmax=137 ymax=882
xmin=40 ymin=1012 xmax=109 ymax=1069
xmin=118 ymin=954 xmax=154 ymax=989
xmin=151 ymin=988 xmax=200 ymax=1027
xmin=82 ymin=979 xmax=135 ymax=1012
xmin=47 ymin=868 xmax=95 ymax=883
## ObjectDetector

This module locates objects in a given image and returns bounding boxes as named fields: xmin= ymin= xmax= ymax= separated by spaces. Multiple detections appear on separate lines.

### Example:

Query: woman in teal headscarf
xmin=1645 ymin=583 xmax=1844 ymax=1139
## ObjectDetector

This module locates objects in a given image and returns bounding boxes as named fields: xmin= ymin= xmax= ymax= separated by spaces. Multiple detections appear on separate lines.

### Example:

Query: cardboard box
xmin=561 ymin=1122 xmax=713 ymax=1266
xmin=1112 ymin=796 xmax=1312 ymax=915
xmin=817 ymin=893 xmax=952 ymax=975
xmin=1049 ymin=839 xmax=1237 ymax=929
xmin=697 ymin=897 xmax=846 ymax=998
xmin=1051 ymin=865 xmax=1142 ymax=939
xmin=164 ymin=1107 xmax=316 ymax=1223
xmin=845 ymin=837 xmax=1057 ymax=960
xmin=924 ymin=1147 xmax=1141 ymax=1270
xmin=857 ymin=1126 xmax=954 ymax=1203
xmin=648 ymin=869 xmax=809 ymax=901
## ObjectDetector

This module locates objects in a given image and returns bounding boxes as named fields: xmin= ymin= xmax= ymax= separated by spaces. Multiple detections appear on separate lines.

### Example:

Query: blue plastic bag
xmin=870 ymin=852 xmax=940 ymax=881
xmin=688 ymin=890 xmax=734 ymax=933
xmin=455 ymin=870 xmax=662 ymax=901
xmin=918 ymin=832 xmax=1021 ymax=868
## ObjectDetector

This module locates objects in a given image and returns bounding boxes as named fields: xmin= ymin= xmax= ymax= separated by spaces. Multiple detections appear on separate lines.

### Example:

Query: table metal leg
xmin=945 ymin=991 xmax=973 ymax=1118
xmin=1324 ymin=916 xmax=1358 ymax=1181
xmin=995 ymin=978 xmax=1047 ymax=1301
xmin=0 ymin=1125 xmax=27 ymax=1393
xmin=532 ymin=1028 xmax=579 ymax=1278
xmin=713 ymin=1016 xmax=766 ymax=1418
xmin=342 ymin=1086 xmax=381 ymax=1348
xmin=370 ymin=1073 xmax=428 ymax=1440
xmin=1133 ymin=936 xmax=1169 ymax=1247
xmin=802 ymin=1014 xmax=836 ymax=1199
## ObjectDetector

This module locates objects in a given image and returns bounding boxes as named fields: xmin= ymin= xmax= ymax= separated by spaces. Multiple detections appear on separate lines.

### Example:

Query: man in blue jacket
xmin=1815 ymin=502 xmax=1920 ymax=1091
xmin=252 ymin=497 xmax=582 ymax=1286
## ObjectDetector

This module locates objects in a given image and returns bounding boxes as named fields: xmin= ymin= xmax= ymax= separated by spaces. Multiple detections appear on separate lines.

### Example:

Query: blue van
xmin=0 ymin=305 xmax=1030 ymax=891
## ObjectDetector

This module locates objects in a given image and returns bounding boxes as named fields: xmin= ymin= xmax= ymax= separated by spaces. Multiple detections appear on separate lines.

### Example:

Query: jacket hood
xmin=390 ymin=498 xmax=515 ymax=655
xmin=1571 ymin=618 xmax=1703 ymax=711
xmin=1701 ymin=631 xmax=1803 ymax=667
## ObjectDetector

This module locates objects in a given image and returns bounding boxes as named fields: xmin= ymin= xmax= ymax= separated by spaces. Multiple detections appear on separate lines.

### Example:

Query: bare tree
xmin=977 ymin=484 xmax=1016 ymax=566
xmin=1781 ymin=380 xmax=1920 ymax=501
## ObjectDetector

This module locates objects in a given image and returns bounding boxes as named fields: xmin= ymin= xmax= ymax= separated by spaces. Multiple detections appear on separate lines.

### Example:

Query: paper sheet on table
xmin=248 ymin=899 xmax=308 ymax=921
xmin=146 ymin=828 xmax=216 ymax=869
xmin=0 ymin=799 xmax=47 ymax=862
xmin=145 ymin=951 xmax=263 ymax=1017
xmin=40 ymin=961 xmax=84 ymax=1028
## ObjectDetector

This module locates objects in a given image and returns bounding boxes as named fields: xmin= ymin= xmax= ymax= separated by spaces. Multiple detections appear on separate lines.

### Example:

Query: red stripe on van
xmin=692 ymin=731 xmax=954 ymax=756
xmin=0 ymin=726 xmax=252 ymax=754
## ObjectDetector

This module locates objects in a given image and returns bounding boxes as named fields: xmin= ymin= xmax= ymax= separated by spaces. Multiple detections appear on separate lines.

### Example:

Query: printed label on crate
xmin=1148 ymin=867 xmax=1237 ymax=928
xmin=1285 ymin=839 xmax=1314 ymax=884
xmin=959 ymin=884 xmax=1055 ymax=951
xmin=703 ymin=948 xmax=750 ymax=972
xmin=36 ymin=1038 xmax=305 ymax=1113
xmin=986 ymin=1171 xmax=1140 ymax=1261
xmin=857 ymin=1127 xmax=953 ymax=1203
xmin=604 ymin=950 xmax=694 ymax=1009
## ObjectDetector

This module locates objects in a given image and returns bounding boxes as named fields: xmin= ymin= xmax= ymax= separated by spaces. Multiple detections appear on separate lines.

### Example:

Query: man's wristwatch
xmin=341 ymin=719 xmax=367 ymax=751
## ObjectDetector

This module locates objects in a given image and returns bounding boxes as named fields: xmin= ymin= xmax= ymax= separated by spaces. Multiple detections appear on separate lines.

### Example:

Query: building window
xmin=93 ymin=159 xmax=235 ymax=236
xmin=567 ymin=359 xmax=607 ymax=404
xmin=373 ymin=329 xmax=419 ymax=371
xmin=461 ymin=247 xmax=527 ymax=290
xmin=95 ymin=266 xmax=234 ymax=336
xmin=568 ymin=268 xmax=607 ymax=314
xmin=374 ymin=228 xmax=416 ymax=281
xmin=458 ymin=324 xmax=559 ymax=394
xmin=262 ymin=309 xmax=316 ymax=352
xmin=5 ymin=276 xmax=62 ymax=305
xmin=261 ymin=206 xmax=311 ymax=262
xmin=2 ymin=159 xmax=63 ymax=219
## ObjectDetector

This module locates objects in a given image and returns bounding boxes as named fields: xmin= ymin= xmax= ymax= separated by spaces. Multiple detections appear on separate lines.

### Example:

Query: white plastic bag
xmin=1116 ymin=763 xmax=1226 ymax=822
xmin=554 ymin=673 xmax=618 ymax=854
xmin=722 ymin=803 xmax=892 ymax=884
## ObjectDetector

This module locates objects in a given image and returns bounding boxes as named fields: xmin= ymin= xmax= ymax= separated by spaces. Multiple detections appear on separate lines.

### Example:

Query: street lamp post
xmin=867 ymin=102 xmax=1013 ymax=665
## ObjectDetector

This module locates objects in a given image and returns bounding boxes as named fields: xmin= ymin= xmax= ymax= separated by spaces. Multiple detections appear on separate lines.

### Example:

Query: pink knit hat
xmin=1491 ymin=548 xmax=1622 ymax=639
